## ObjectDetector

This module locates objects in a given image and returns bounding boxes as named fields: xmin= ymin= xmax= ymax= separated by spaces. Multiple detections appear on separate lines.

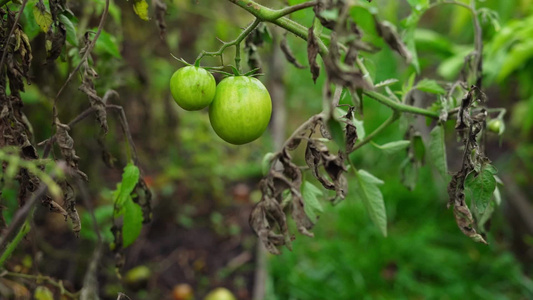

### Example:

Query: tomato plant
xmin=209 ymin=76 xmax=272 ymax=145
xmin=170 ymin=66 xmax=216 ymax=111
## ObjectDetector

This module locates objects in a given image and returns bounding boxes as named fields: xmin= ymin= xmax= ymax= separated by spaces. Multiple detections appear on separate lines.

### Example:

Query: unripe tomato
xmin=487 ymin=119 xmax=504 ymax=134
xmin=170 ymin=66 xmax=216 ymax=111
xmin=209 ymin=76 xmax=272 ymax=145
xmin=204 ymin=287 xmax=236 ymax=300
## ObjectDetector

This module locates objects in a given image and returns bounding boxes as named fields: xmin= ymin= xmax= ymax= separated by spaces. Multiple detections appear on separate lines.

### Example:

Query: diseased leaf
xmin=301 ymin=181 xmax=324 ymax=222
xmin=465 ymin=165 xmax=497 ymax=215
xmin=412 ymin=134 xmax=425 ymax=163
xmin=327 ymin=117 xmax=345 ymax=151
xmin=400 ymin=157 xmax=418 ymax=191
xmin=374 ymin=17 xmax=412 ymax=63
xmin=307 ymin=26 xmax=320 ymax=83
xmin=280 ymin=35 xmax=305 ymax=69
xmin=133 ymin=0 xmax=150 ymax=21
xmin=372 ymin=140 xmax=410 ymax=155
xmin=59 ymin=14 xmax=78 ymax=46
xmin=33 ymin=3 xmax=53 ymax=32
xmin=122 ymin=196 xmax=143 ymax=248
xmin=415 ymin=79 xmax=446 ymax=95
xmin=354 ymin=170 xmax=387 ymax=236
xmin=429 ymin=125 xmax=448 ymax=179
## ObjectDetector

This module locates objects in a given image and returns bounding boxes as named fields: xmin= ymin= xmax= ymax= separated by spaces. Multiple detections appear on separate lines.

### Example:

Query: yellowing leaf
xmin=133 ymin=0 xmax=150 ymax=21
xmin=32 ymin=4 xmax=53 ymax=32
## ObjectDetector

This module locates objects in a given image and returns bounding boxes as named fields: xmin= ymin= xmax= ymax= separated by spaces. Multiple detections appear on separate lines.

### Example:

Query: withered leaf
xmin=154 ymin=0 xmax=167 ymax=40
xmin=280 ymin=35 xmax=305 ymax=69
xmin=307 ymin=26 xmax=320 ymax=83
xmin=55 ymin=119 xmax=88 ymax=181
xmin=291 ymin=194 xmax=314 ymax=237
xmin=374 ymin=17 xmax=412 ymax=63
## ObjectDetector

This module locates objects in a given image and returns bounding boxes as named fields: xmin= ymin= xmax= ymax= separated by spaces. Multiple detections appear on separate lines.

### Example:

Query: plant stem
xmin=227 ymin=0 xmax=328 ymax=55
xmin=2 ymin=272 xmax=80 ymax=297
xmin=363 ymin=91 xmax=439 ymax=119
xmin=0 ymin=0 xmax=11 ymax=7
xmin=0 ymin=220 xmax=30 ymax=267
xmin=269 ymin=1 xmax=317 ymax=20
xmin=351 ymin=112 xmax=400 ymax=152
xmin=196 ymin=18 xmax=261 ymax=65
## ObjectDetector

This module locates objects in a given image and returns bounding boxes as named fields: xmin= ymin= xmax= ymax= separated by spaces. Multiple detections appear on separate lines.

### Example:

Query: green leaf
xmin=465 ymin=165 xmax=497 ymax=215
xmin=34 ymin=286 xmax=54 ymax=300
xmin=354 ymin=170 xmax=387 ymax=236
xmin=33 ymin=3 xmax=53 ymax=32
xmin=133 ymin=0 xmax=150 ymax=21
xmin=261 ymin=152 xmax=275 ymax=175
xmin=415 ymin=79 xmax=446 ymax=95
xmin=428 ymin=125 xmax=448 ymax=179
xmin=59 ymin=14 xmax=78 ymax=46
xmin=94 ymin=29 xmax=121 ymax=58
xmin=400 ymin=158 xmax=418 ymax=191
xmin=497 ymin=40 xmax=533 ymax=82
xmin=301 ymin=181 xmax=324 ymax=222
xmin=371 ymin=140 xmax=410 ymax=155
xmin=413 ymin=134 xmax=425 ymax=163
xmin=406 ymin=0 xmax=429 ymax=10
xmin=123 ymin=196 xmax=143 ymax=248
xmin=327 ymin=118 xmax=345 ymax=151
xmin=352 ymin=117 xmax=365 ymax=140
xmin=114 ymin=162 xmax=140 ymax=207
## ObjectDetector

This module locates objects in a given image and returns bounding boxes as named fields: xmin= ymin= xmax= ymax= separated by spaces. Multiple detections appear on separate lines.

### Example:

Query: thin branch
xmin=351 ymin=112 xmax=400 ymax=152
xmin=269 ymin=1 xmax=317 ymax=19
xmin=195 ymin=18 xmax=261 ymax=65
xmin=0 ymin=0 xmax=28 ymax=71
xmin=42 ymin=96 xmax=137 ymax=165
xmin=2 ymin=271 xmax=80 ymax=298
xmin=227 ymin=0 xmax=328 ymax=55
xmin=107 ymin=104 xmax=139 ymax=165
xmin=363 ymin=91 xmax=440 ymax=119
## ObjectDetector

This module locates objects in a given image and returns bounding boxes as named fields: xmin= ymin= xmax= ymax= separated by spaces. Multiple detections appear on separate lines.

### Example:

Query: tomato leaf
xmin=327 ymin=118 xmax=346 ymax=152
xmin=371 ymin=140 xmax=410 ymax=155
xmin=354 ymin=170 xmax=387 ymax=236
xmin=122 ymin=196 xmax=143 ymax=248
xmin=33 ymin=3 xmax=53 ymax=32
xmin=464 ymin=165 xmax=497 ymax=215
xmin=59 ymin=14 xmax=78 ymax=46
xmin=301 ymin=181 xmax=324 ymax=222
xmin=415 ymin=78 xmax=446 ymax=95
xmin=428 ymin=125 xmax=448 ymax=179
xmin=114 ymin=162 xmax=140 ymax=208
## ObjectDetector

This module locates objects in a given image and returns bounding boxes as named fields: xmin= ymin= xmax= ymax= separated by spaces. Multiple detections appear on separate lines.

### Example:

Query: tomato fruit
xmin=209 ymin=76 xmax=272 ymax=145
xmin=204 ymin=288 xmax=236 ymax=300
xmin=487 ymin=119 xmax=504 ymax=134
xmin=170 ymin=66 xmax=216 ymax=111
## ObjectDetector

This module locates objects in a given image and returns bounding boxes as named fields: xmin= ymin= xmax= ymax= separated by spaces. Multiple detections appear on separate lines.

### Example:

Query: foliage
xmin=0 ymin=0 xmax=531 ymax=298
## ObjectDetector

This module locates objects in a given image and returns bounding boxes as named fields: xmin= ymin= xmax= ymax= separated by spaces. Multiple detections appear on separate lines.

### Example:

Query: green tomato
xmin=209 ymin=76 xmax=272 ymax=145
xmin=170 ymin=66 xmax=216 ymax=111
xmin=204 ymin=288 xmax=236 ymax=300
xmin=487 ymin=119 xmax=504 ymax=134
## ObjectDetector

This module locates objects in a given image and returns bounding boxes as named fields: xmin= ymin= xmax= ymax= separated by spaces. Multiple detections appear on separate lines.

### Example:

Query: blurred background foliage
xmin=2 ymin=0 xmax=533 ymax=299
